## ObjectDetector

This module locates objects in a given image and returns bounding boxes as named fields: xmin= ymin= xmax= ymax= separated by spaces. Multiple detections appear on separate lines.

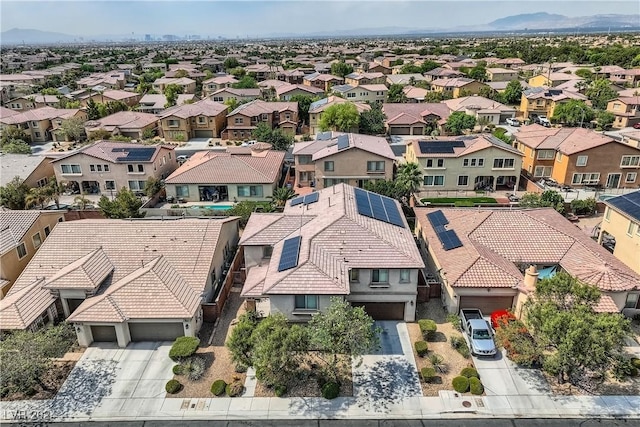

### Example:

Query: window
xmin=372 ymin=269 xmax=389 ymax=283
xmin=105 ymin=181 xmax=116 ymax=190
xmin=493 ymin=158 xmax=515 ymax=169
xmin=176 ymin=185 xmax=189 ymax=197
xmin=234 ymin=117 xmax=243 ymax=124
xmin=213 ymin=97 xmax=223 ymax=102
xmin=627 ymin=221 xmax=635 ymax=236
xmin=237 ymin=185 xmax=263 ymax=197
xmin=294 ymin=295 xmax=319 ymax=310
xmin=349 ymin=269 xmax=359 ymax=282
xmin=34 ymin=132 xmax=41 ymax=138
xmin=32 ymin=232 xmax=42 ymax=248
xmin=423 ymin=175 xmax=444 ymax=186
xmin=128 ymin=180 xmax=147 ymax=191
xmin=60 ymin=164 xmax=81 ymax=174
xmin=400 ymin=269 xmax=410 ymax=283
xmin=324 ymin=178 xmax=348 ymax=187
xmin=621 ymin=155 xmax=640 ymax=167
xmin=198 ymin=116 xmax=206 ymax=124
xmin=347 ymin=93 xmax=356 ymax=98
xmin=571 ymin=173 xmax=600 ymax=185
xmin=36 ymin=177 xmax=48 ymax=187
xmin=30 ymin=121 xmax=38 ymax=128
xmin=426 ymin=158 xmax=444 ymax=168
xmin=625 ymin=293 xmax=640 ymax=309
xmin=457 ymin=176 xmax=468 ymax=186
xmin=556 ymin=152 xmax=562 ymax=162
xmin=605 ymin=208 xmax=611 ymax=222
xmin=324 ymin=161 xmax=334 ymax=172
xmin=536 ymin=150 xmax=555 ymax=160
xmin=44 ymin=226 xmax=51 ymax=237
xmin=263 ymin=246 xmax=273 ymax=259
xmin=298 ymin=155 xmax=312 ymax=165
xmin=17 ymin=243 xmax=27 ymax=259
xmin=167 ymin=119 xmax=179 ymax=127
xmin=626 ymin=172 xmax=638 ymax=183
xmin=366 ymin=161 xmax=385 ymax=172
xmin=463 ymin=158 xmax=484 ymax=167
xmin=576 ymin=155 xmax=588 ymax=167
xmin=127 ymin=164 xmax=144 ymax=173
xmin=534 ymin=166 xmax=552 ymax=177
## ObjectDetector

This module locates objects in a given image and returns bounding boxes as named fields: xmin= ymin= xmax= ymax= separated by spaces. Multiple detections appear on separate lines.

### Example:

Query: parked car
xmin=533 ymin=115 xmax=551 ymax=127
xmin=460 ymin=308 xmax=497 ymax=357
xmin=634 ymin=122 xmax=640 ymax=129
xmin=506 ymin=193 xmax=520 ymax=202
xmin=177 ymin=155 xmax=189 ymax=163
xmin=506 ymin=118 xmax=520 ymax=127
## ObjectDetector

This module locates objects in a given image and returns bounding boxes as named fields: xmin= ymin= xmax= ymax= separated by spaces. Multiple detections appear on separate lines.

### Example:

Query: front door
xmin=606 ymin=173 xmax=621 ymax=189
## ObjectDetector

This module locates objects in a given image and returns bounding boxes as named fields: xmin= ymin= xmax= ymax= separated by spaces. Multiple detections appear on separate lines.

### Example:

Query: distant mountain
xmin=486 ymin=12 xmax=639 ymax=31
xmin=1 ymin=28 xmax=78 ymax=44
xmin=489 ymin=12 xmax=567 ymax=30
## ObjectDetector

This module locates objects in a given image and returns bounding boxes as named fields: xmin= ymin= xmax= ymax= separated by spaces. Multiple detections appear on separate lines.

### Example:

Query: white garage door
xmin=129 ymin=322 xmax=185 ymax=342
xmin=458 ymin=296 xmax=514 ymax=315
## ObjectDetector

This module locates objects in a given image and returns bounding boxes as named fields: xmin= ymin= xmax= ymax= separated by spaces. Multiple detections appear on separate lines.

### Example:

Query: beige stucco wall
xmin=341 ymin=88 xmax=387 ymax=103
xmin=599 ymin=207 xmax=640 ymax=275
xmin=311 ymin=149 xmax=394 ymax=190
xmin=165 ymin=182 xmax=276 ymax=203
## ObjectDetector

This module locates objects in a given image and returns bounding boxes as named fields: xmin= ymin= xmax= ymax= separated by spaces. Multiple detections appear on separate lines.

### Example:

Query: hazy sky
xmin=1 ymin=1 xmax=639 ymax=37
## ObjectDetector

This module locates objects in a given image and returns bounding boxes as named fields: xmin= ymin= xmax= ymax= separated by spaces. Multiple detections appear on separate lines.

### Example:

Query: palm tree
xmin=476 ymin=116 xmax=491 ymax=133
xmin=268 ymin=187 xmax=297 ymax=208
xmin=43 ymin=177 xmax=63 ymax=209
xmin=396 ymin=162 xmax=423 ymax=199
xmin=73 ymin=195 xmax=92 ymax=210
xmin=25 ymin=187 xmax=50 ymax=209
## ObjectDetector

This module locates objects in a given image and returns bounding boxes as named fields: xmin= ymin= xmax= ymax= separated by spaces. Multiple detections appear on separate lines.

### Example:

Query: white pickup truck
xmin=460 ymin=308 xmax=497 ymax=357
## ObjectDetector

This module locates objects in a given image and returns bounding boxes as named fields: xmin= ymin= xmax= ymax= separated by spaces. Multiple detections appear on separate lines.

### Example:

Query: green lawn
xmin=420 ymin=197 xmax=498 ymax=204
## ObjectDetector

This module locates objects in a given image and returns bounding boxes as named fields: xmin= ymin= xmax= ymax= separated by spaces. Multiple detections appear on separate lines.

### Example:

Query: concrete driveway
xmin=351 ymin=321 xmax=422 ymax=412
xmin=473 ymin=350 xmax=550 ymax=397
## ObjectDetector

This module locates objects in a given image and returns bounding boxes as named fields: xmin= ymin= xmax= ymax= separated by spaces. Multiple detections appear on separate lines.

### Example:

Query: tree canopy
xmin=330 ymin=61 xmax=353 ymax=78
xmin=0 ymin=177 xmax=30 ymax=210
xmin=387 ymin=84 xmax=408 ymax=103
xmin=252 ymin=122 xmax=295 ymax=151
xmin=518 ymin=190 xmax=565 ymax=213
xmin=231 ymin=75 xmax=258 ymax=89
xmin=319 ymin=103 xmax=360 ymax=132
xmin=359 ymin=103 xmax=386 ymax=135
xmin=289 ymin=94 xmax=317 ymax=125
xmin=551 ymin=100 xmax=595 ymax=127
xmin=502 ymin=80 xmax=524 ymax=105
xmin=584 ymin=79 xmax=618 ymax=110
xmin=164 ymin=84 xmax=184 ymax=108
xmin=445 ymin=111 xmax=476 ymax=135
xmin=98 ymin=188 xmax=146 ymax=219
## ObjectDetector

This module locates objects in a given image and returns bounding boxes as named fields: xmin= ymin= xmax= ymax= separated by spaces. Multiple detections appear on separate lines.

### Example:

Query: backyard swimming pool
xmin=190 ymin=204 xmax=235 ymax=211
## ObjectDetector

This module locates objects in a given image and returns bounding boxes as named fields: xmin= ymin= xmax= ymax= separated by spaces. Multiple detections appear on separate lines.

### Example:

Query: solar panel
xmin=418 ymin=140 xmax=466 ymax=154
xmin=317 ymin=131 xmax=333 ymax=141
xmin=608 ymin=193 xmax=640 ymax=222
xmin=303 ymin=192 xmax=319 ymax=205
xmin=114 ymin=147 xmax=157 ymax=162
xmin=278 ymin=236 xmax=302 ymax=272
xmin=441 ymin=230 xmax=463 ymax=251
xmin=382 ymin=197 xmax=405 ymax=226
xmin=290 ymin=196 xmax=304 ymax=207
xmin=354 ymin=188 xmax=373 ymax=217
xmin=426 ymin=210 xmax=448 ymax=228
xmin=337 ymin=134 xmax=349 ymax=151
xmin=369 ymin=193 xmax=389 ymax=222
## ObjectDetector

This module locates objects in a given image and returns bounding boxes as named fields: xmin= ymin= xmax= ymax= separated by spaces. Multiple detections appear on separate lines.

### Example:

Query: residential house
xmin=528 ymin=72 xmax=580 ymax=88
xmin=402 ymin=86 xmax=430 ymax=103
xmin=486 ymin=80 xmax=531 ymax=93
xmin=607 ymin=97 xmax=640 ymax=129
xmin=0 ymin=217 xmax=239 ymax=345
xmin=84 ymin=111 xmax=159 ymax=140
xmin=405 ymin=135 xmax=522 ymax=191
xmin=245 ymin=64 xmax=284 ymax=81
xmin=202 ymin=75 xmax=239 ymax=97
xmin=137 ymin=93 xmax=196 ymax=114
xmin=6 ymin=95 xmax=60 ymax=111
xmin=51 ymin=140 xmax=177 ymax=195
xmin=209 ymin=87 xmax=261 ymax=104
xmin=274 ymin=84 xmax=324 ymax=101
xmin=382 ymin=103 xmax=451 ymax=135
xmin=293 ymin=132 xmax=395 ymax=189
xmin=240 ymin=183 xmax=424 ymax=322
xmin=424 ymin=68 xmax=464 ymax=82
xmin=0 ymin=153 xmax=55 ymax=189
xmin=152 ymin=77 xmax=197 ymax=94
xmin=514 ymin=125 xmax=640 ymax=188
xmin=0 ymin=210 xmax=65 ymax=298
xmin=142 ymin=62 xmax=168 ymax=72
xmin=485 ymin=58 xmax=526 ymax=69
xmin=0 ymin=107 xmax=86 ymax=143
xmin=223 ymin=100 xmax=298 ymax=140
xmin=276 ymin=69 xmax=307 ymax=85
xmin=165 ymin=144 xmax=285 ymax=203
xmin=610 ymin=68 xmax=640 ymax=87
xmin=76 ymin=72 xmax=126 ymax=90
xmin=520 ymin=87 xmax=589 ymax=121
xmin=303 ymin=72 xmax=344 ymax=92
xmin=414 ymin=207 xmax=640 ymax=316
xmin=430 ymin=78 xmax=488 ymax=98
xmin=74 ymin=89 xmax=141 ymax=108
xmin=442 ymin=96 xmax=516 ymax=126
xmin=485 ymin=68 xmax=519 ymax=82
xmin=344 ymin=72 xmax=386 ymax=86
xmin=365 ymin=62 xmax=392 ymax=75
xmin=386 ymin=74 xmax=428 ymax=86
xmin=598 ymin=192 xmax=640 ymax=287
xmin=308 ymin=96 xmax=370 ymax=136
xmin=331 ymin=84 xmax=388 ymax=103
xmin=158 ymin=98 xmax=228 ymax=140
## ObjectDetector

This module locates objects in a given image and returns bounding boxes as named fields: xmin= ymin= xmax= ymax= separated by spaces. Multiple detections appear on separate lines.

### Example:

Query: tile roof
xmin=158 ymin=98 xmax=227 ymax=119
xmin=0 ymin=154 xmax=51 ymax=187
xmin=523 ymin=87 xmax=587 ymax=101
xmin=0 ymin=210 xmax=41 ymax=256
xmin=51 ymin=140 xmax=172 ymax=164
xmin=382 ymin=103 xmax=451 ymax=126
xmin=415 ymin=207 xmax=640 ymax=293
xmin=293 ymin=132 xmax=395 ymax=161
xmin=442 ymin=96 xmax=515 ymax=113
xmin=409 ymin=134 xmax=521 ymax=158
xmin=84 ymin=111 xmax=158 ymax=131
xmin=0 ymin=278 xmax=55 ymax=329
xmin=43 ymin=247 xmax=114 ymax=291
xmin=165 ymin=147 xmax=285 ymax=185
xmin=515 ymin=126 xmax=623 ymax=155
xmin=211 ymin=87 xmax=261 ymax=97
xmin=227 ymin=100 xmax=297 ymax=117
xmin=605 ymin=190 xmax=640 ymax=223
xmin=430 ymin=77 xmax=478 ymax=88
xmin=240 ymin=184 xmax=424 ymax=297
xmin=0 ymin=107 xmax=82 ymax=125
xmin=2 ymin=217 xmax=237 ymax=329
xmin=138 ymin=94 xmax=195 ymax=110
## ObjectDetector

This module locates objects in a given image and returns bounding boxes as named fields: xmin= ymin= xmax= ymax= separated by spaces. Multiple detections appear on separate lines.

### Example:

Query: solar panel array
xmin=113 ymin=147 xmax=156 ymax=162
xmin=290 ymin=196 xmax=303 ymax=206
xmin=278 ymin=236 xmax=302 ymax=272
xmin=418 ymin=140 xmax=465 ymax=154
xmin=289 ymin=192 xmax=320 ymax=207
xmin=317 ymin=131 xmax=333 ymax=141
xmin=608 ymin=191 xmax=640 ymax=223
xmin=353 ymin=187 xmax=405 ymax=227
xmin=337 ymin=134 xmax=349 ymax=151
xmin=426 ymin=210 xmax=463 ymax=251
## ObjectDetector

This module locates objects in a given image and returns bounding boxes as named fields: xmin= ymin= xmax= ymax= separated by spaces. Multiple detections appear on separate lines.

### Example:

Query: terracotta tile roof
xmin=382 ymin=103 xmax=451 ymax=125
xmin=51 ymin=140 xmax=172 ymax=164
xmin=241 ymin=184 xmax=424 ymax=298
xmin=516 ymin=126 xmax=621 ymax=155
xmin=158 ymin=98 xmax=227 ymax=119
xmin=240 ymin=214 xmax=315 ymax=246
xmin=165 ymin=148 xmax=285 ymax=185
xmin=203 ymin=75 xmax=239 ymax=85
xmin=0 ymin=107 xmax=20 ymax=119
xmin=594 ymin=294 xmax=619 ymax=313
xmin=430 ymin=77 xmax=478 ymax=88
xmin=523 ymin=87 xmax=587 ymax=101
xmin=0 ymin=210 xmax=41 ymax=256
xmin=0 ymin=107 xmax=82 ymax=125
xmin=227 ymin=100 xmax=297 ymax=117
xmin=43 ymin=247 xmax=114 ymax=291
xmin=211 ymin=87 xmax=261 ymax=97
xmin=292 ymin=132 xmax=395 ymax=161
xmin=84 ymin=111 xmax=158 ymax=131
xmin=67 ymin=256 xmax=201 ymax=323
xmin=409 ymin=135 xmax=521 ymax=158
xmin=443 ymin=96 xmax=515 ymax=113
xmin=0 ymin=278 xmax=54 ymax=329
xmin=275 ymin=84 xmax=324 ymax=97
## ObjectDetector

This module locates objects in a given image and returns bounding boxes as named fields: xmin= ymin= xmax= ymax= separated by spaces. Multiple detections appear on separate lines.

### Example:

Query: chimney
xmin=523 ymin=265 xmax=538 ymax=293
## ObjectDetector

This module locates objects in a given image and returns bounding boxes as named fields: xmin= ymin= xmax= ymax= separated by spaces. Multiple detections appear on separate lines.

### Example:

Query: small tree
xmin=387 ymin=84 xmax=408 ymax=103
xmin=227 ymin=311 xmax=259 ymax=368
xmin=584 ymin=79 xmax=619 ymax=110
xmin=502 ymin=80 xmax=523 ymax=105
xmin=98 ymin=188 xmax=146 ymax=219
xmin=164 ymin=84 xmax=184 ymax=108
xmin=1 ymin=141 xmax=32 ymax=154
xmin=85 ymin=99 xmax=101 ymax=120
xmin=231 ymin=76 xmax=258 ymax=89
xmin=445 ymin=111 xmax=476 ymax=135
xmin=359 ymin=103 xmax=386 ymax=135
xmin=144 ymin=177 xmax=164 ymax=198
xmin=251 ymin=122 xmax=294 ymax=151
xmin=289 ymin=94 xmax=317 ymax=125
xmin=595 ymin=110 xmax=615 ymax=130
xmin=551 ymin=100 xmax=595 ymax=127
xmin=330 ymin=61 xmax=353 ymax=78
xmin=308 ymin=297 xmax=381 ymax=382
xmin=1 ymin=126 xmax=32 ymax=146
xmin=268 ymin=187 xmax=297 ymax=208
xmin=59 ymin=116 xmax=86 ymax=141
xmin=364 ymin=179 xmax=404 ymax=200
xmin=396 ymin=162 xmax=423 ymax=199
xmin=319 ymin=103 xmax=359 ymax=132
xmin=519 ymin=190 xmax=564 ymax=213
xmin=0 ymin=176 xmax=30 ymax=209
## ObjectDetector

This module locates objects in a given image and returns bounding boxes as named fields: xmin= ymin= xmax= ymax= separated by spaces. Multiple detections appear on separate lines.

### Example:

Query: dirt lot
xmin=2 ymin=360 xmax=77 ymax=401
xmin=409 ymin=300 xmax=475 ymax=396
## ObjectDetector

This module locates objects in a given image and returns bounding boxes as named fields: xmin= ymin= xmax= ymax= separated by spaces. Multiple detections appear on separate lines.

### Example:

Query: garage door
xmin=129 ymin=322 xmax=184 ymax=342
xmin=459 ymin=296 xmax=514 ymax=315
xmin=91 ymin=325 xmax=117 ymax=342
xmin=390 ymin=126 xmax=411 ymax=135
xmin=411 ymin=127 xmax=424 ymax=135
xmin=194 ymin=130 xmax=213 ymax=138
xmin=352 ymin=302 xmax=405 ymax=320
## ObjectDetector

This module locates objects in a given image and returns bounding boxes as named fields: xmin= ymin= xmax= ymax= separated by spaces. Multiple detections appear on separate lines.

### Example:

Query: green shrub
xmin=165 ymin=379 xmax=182 ymax=394
xmin=446 ymin=314 xmax=462 ymax=331
xmin=469 ymin=377 xmax=484 ymax=395
xmin=169 ymin=336 xmax=200 ymax=361
xmin=460 ymin=367 xmax=479 ymax=379
xmin=429 ymin=353 xmax=448 ymax=374
xmin=172 ymin=364 xmax=184 ymax=375
xmin=415 ymin=340 xmax=429 ymax=357
xmin=452 ymin=376 xmax=470 ymax=393
xmin=450 ymin=336 xmax=471 ymax=359
xmin=632 ymin=358 xmax=640 ymax=369
xmin=211 ymin=380 xmax=227 ymax=396
xmin=611 ymin=355 xmax=636 ymax=381
xmin=226 ymin=381 xmax=244 ymax=397
xmin=421 ymin=367 xmax=436 ymax=383
xmin=184 ymin=356 xmax=206 ymax=381
xmin=418 ymin=319 xmax=437 ymax=341
xmin=235 ymin=363 xmax=248 ymax=373
xmin=631 ymin=367 xmax=639 ymax=377
xmin=274 ymin=385 xmax=287 ymax=397
xmin=322 ymin=381 xmax=340 ymax=399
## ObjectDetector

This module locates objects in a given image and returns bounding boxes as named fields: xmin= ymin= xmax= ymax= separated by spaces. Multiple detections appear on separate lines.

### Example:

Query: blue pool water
xmin=191 ymin=204 xmax=234 ymax=210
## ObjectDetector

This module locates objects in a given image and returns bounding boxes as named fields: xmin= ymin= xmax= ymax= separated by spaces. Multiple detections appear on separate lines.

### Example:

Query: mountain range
xmin=2 ymin=12 xmax=639 ymax=44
